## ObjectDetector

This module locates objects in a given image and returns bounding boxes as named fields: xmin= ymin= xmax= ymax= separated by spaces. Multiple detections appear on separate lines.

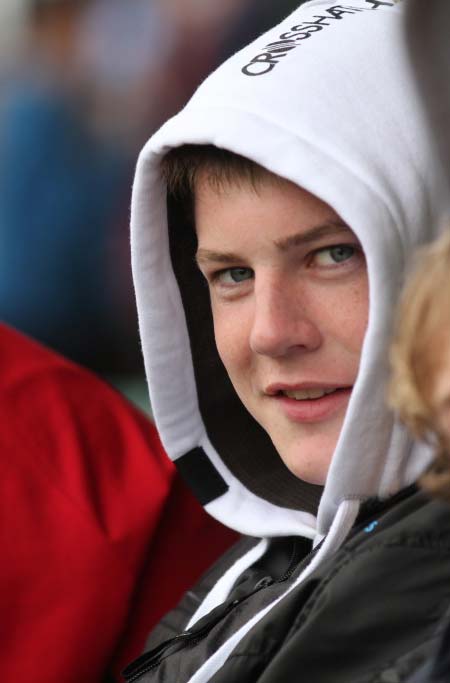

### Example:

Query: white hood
xmin=131 ymin=0 xmax=445 ymax=539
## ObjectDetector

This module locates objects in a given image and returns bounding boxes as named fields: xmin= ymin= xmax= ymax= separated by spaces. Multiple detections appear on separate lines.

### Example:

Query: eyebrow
xmin=274 ymin=220 xmax=351 ymax=251
xmin=195 ymin=220 xmax=352 ymax=265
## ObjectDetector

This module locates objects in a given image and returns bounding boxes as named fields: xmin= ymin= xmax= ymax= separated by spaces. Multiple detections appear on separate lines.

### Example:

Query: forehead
xmin=195 ymin=169 xmax=328 ymax=212
xmin=194 ymin=172 xmax=353 ymax=248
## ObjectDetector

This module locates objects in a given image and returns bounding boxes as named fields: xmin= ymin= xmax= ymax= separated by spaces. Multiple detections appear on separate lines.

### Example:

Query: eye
xmin=216 ymin=267 xmax=253 ymax=284
xmin=312 ymin=244 xmax=357 ymax=267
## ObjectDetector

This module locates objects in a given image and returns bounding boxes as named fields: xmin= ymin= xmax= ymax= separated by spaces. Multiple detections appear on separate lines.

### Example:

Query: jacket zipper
xmin=277 ymin=537 xmax=308 ymax=583
xmin=123 ymin=538 xmax=311 ymax=682
xmin=122 ymin=599 xmax=241 ymax=682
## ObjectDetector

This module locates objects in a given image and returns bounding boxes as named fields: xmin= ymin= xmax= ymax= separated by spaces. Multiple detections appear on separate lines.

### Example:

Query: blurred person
xmin=76 ymin=0 xmax=307 ymax=154
xmin=0 ymin=0 xmax=135 ymax=373
xmin=0 ymin=0 xmax=28 ymax=66
xmin=131 ymin=0 xmax=253 ymax=137
xmin=76 ymin=0 xmax=176 ymax=150
xmin=390 ymin=230 xmax=450 ymax=499
xmin=77 ymin=0 xmax=249 ymax=150
xmin=389 ymin=231 xmax=450 ymax=683
xmin=390 ymin=3 xmax=450 ymax=681
xmin=121 ymin=2 xmax=450 ymax=683
xmin=0 ymin=322 xmax=236 ymax=682
xmin=400 ymin=0 xmax=450 ymax=496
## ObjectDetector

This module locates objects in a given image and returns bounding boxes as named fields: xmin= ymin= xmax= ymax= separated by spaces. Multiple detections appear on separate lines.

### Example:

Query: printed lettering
xmin=364 ymin=0 xmax=394 ymax=7
xmin=279 ymin=31 xmax=302 ymax=40
xmin=280 ymin=25 xmax=323 ymax=40
xmin=276 ymin=31 xmax=313 ymax=42
xmin=242 ymin=53 xmax=278 ymax=77
xmin=293 ymin=32 xmax=315 ymax=41
xmin=288 ymin=18 xmax=333 ymax=30
xmin=326 ymin=5 xmax=361 ymax=18
xmin=242 ymin=1 xmax=393 ymax=77
xmin=267 ymin=46 xmax=297 ymax=54
xmin=306 ymin=16 xmax=333 ymax=26
xmin=266 ymin=40 xmax=297 ymax=51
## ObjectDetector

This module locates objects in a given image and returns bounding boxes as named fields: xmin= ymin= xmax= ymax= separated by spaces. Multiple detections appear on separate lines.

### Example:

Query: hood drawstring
xmin=186 ymin=539 xmax=269 ymax=630
xmin=186 ymin=499 xmax=361 ymax=683
xmin=311 ymin=499 xmax=361 ymax=560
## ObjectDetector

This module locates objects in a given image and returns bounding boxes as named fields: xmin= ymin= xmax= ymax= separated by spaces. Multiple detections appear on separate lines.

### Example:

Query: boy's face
xmin=195 ymin=174 xmax=368 ymax=485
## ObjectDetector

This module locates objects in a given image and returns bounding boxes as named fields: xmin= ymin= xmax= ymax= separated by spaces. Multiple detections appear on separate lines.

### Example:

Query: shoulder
xmin=0 ymin=323 xmax=174 ymax=532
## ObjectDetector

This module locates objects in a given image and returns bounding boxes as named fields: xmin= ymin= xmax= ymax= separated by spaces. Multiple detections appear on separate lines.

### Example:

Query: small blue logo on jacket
xmin=364 ymin=521 xmax=379 ymax=533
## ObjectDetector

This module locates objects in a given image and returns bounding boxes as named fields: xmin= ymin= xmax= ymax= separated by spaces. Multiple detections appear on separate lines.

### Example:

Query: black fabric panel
xmin=176 ymin=448 xmax=229 ymax=505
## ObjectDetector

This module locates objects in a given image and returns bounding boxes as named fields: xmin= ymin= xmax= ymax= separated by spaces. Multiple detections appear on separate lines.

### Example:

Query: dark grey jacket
xmin=123 ymin=488 xmax=450 ymax=683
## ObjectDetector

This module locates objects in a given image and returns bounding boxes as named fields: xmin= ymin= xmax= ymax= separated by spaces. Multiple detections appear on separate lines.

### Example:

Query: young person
xmin=124 ymin=1 xmax=450 ymax=681
xmin=393 ymin=7 xmax=450 ymax=682
xmin=390 ymin=230 xmax=450 ymax=500
xmin=399 ymin=0 xmax=450 ymax=504
xmin=389 ymin=230 xmax=450 ymax=683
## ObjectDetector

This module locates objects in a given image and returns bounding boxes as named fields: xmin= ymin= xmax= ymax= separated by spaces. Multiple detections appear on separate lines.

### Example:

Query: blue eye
xmin=330 ymin=245 xmax=355 ymax=262
xmin=219 ymin=267 xmax=253 ymax=284
xmin=314 ymin=245 xmax=356 ymax=266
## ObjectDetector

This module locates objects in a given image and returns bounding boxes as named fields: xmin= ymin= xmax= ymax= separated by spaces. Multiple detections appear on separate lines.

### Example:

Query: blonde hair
xmin=390 ymin=229 xmax=450 ymax=500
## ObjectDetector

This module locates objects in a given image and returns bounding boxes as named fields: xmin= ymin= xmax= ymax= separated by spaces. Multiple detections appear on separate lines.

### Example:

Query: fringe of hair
xmin=389 ymin=229 xmax=450 ymax=499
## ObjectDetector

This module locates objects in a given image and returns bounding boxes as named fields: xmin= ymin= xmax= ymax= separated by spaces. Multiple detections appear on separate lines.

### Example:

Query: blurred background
xmin=0 ymin=0 xmax=300 ymax=411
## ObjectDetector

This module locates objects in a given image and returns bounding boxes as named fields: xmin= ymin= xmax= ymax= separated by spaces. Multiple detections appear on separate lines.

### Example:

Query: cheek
xmin=315 ymin=278 xmax=369 ymax=356
xmin=212 ymin=306 xmax=250 ymax=379
xmin=335 ymin=274 xmax=369 ymax=354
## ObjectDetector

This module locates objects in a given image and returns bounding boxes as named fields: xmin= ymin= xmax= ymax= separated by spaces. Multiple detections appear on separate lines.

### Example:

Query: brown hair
xmin=389 ymin=229 xmax=450 ymax=501
xmin=160 ymin=144 xmax=279 ymax=220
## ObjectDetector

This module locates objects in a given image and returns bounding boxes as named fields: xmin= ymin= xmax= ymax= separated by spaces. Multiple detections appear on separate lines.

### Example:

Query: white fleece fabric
xmin=186 ymin=539 xmax=269 ymax=630
xmin=131 ymin=0 xmax=445 ymax=544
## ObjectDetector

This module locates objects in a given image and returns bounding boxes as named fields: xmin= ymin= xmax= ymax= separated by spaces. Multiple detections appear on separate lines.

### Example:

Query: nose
xmin=249 ymin=276 xmax=322 ymax=357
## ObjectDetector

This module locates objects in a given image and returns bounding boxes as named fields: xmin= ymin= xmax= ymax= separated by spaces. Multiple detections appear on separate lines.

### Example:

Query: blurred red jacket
xmin=0 ymin=324 xmax=237 ymax=682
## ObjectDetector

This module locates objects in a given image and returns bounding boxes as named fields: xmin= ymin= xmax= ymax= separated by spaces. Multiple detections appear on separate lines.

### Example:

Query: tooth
xmin=283 ymin=388 xmax=339 ymax=400
xmin=306 ymin=389 xmax=326 ymax=399
xmin=284 ymin=389 xmax=326 ymax=400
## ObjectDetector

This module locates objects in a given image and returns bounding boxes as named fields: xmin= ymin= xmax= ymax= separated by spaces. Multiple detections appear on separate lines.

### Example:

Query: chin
xmin=279 ymin=448 xmax=332 ymax=486
xmin=270 ymin=426 xmax=339 ymax=486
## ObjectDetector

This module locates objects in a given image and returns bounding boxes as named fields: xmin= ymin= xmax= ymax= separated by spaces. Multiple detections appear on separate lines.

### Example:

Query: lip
xmin=265 ymin=382 xmax=351 ymax=395
xmin=265 ymin=384 xmax=353 ymax=423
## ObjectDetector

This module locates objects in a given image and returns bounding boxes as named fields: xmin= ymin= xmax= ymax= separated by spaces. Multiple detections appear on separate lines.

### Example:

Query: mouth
xmin=265 ymin=384 xmax=353 ymax=423
xmin=266 ymin=383 xmax=351 ymax=399
xmin=281 ymin=387 xmax=341 ymax=401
